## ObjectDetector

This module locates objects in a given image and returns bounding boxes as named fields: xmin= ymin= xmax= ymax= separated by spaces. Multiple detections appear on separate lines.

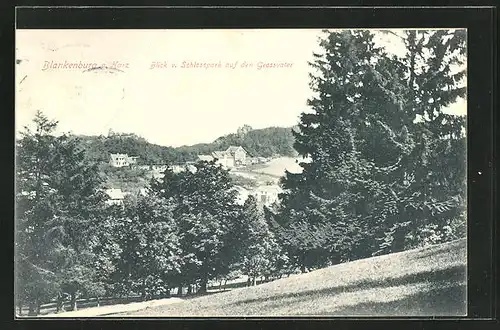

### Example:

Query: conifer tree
xmin=16 ymin=111 xmax=109 ymax=314
xmin=278 ymin=29 xmax=466 ymax=267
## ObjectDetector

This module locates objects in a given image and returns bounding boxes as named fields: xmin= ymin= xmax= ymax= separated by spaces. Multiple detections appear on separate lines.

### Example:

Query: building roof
xmin=212 ymin=151 xmax=228 ymax=159
xmin=110 ymin=153 xmax=129 ymax=159
xmin=226 ymin=146 xmax=243 ymax=152
xmin=110 ymin=153 xmax=139 ymax=160
xmin=226 ymin=146 xmax=248 ymax=155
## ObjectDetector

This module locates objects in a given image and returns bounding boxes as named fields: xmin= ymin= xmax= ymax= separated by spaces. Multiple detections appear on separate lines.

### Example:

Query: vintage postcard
xmin=15 ymin=28 xmax=467 ymax=317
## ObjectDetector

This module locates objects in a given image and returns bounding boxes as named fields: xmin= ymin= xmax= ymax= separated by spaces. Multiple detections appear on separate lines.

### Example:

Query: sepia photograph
xmin=15 ymin=28 xmax=467 ymax=317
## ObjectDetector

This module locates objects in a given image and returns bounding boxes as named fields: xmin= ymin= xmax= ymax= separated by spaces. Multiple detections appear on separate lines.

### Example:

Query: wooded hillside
xmin=77 ymin=126 xmax=298 ymax=164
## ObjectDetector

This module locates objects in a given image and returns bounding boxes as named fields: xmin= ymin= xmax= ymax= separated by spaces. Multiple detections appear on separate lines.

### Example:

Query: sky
xmin=15 ymin=29 xmax=466 ymax=147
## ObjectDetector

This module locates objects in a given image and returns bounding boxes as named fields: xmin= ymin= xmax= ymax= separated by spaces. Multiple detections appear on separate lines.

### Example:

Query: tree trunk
xmin=28 ymin=302 xmax=36 ymax=316
xmin=300 ymin=264 xmax=306 ymax=273
xmin=252 ymin=277 xmax=256 ymax=286
xmin=70 ymin=293 xmax=78 ymax=311
xmin=35 ymin=301 xmax=41 ymax=315
xmin=218 ymin=281 xmax=222 ymax=292
xmin=187 ymin=284 xmax=192 ymax=295
xmin=141 ymin=278 xmax=147 ymax=301
xmin=392 ymin=227 xmax=406 ymax=253
xmin=199 ymin=278 xmax=208 ymax=293
xmin=223 ymin=279 xmax=227 ymax=291
xmin=18 ymin=304 xmax=22 ymax=316
xmin=56 ymin=294 xmax=64 ymax=313
xmin=177 ymin=285 xmax=183 ymax=296
xmin=96 ymin=297 xmax=100 ymax=307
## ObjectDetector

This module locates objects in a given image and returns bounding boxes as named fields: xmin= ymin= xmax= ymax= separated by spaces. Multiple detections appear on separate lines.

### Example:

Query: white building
xmin=105 ymin=188 xmax=127 ymax=206
xmin=250 ymin=185 xmax=283 ymax=207
xmin=197 ymin=146 xmax=249 ymax=169
xmin=212 ymin=151 xmax=235 ymax=169
xmin=109 ymin=153 xmax=139 ymax=167
xmin=232 ymin=185 xmax=250 ymax=205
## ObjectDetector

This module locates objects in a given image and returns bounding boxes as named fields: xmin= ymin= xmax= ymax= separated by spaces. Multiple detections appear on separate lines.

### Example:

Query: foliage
xmin=110 ymin=195 xmax=182 ymax=299
xmin=16 ymin=110 xmax=110 ymax=314
xmin=149 ymin=160 xmax=240 ymax=292
xmin=231 ymin=196 xmax=283 ymax=282
xmin=278 ymin=29 xmax=467 ymax=272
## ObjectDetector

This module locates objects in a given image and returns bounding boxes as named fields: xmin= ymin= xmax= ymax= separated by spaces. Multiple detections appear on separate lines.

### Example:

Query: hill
xmin=176 ymin=126 xmax=298 ymax=159
xmin=114 ymin=239 xmax=466 ymax=317
xmin=78 ymin=126 xmax=298 ymax=165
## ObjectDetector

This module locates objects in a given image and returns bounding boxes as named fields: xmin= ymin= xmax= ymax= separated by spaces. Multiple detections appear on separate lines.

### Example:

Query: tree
xmin=278 ymin=29 xmax=467 ymax=269
xmin=232 ymin=196 xmax=276 ymax=285
xmin=237 ymin=124 xmax=253 ymax=137
xmin=16 ymin=110 xmax=109 ymax=314
xmin=111 ymin=194 xmax=182 ymax=300
xmin=16 ymin=111 xmax=61 ymax=314
xmin=150 ymin=160 xmax=240 ymax=293
xmin=46 ymin=135 xmax=109 ymax=311
xmin=373 ymin=29 xmax=466 ymax=252
xmin=278 ymin=30 xmax=403 ymax=267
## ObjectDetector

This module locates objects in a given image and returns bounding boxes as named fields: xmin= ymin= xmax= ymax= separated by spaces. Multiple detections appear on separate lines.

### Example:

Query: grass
xmin=113 ymin=238 xmax=466 ymax=317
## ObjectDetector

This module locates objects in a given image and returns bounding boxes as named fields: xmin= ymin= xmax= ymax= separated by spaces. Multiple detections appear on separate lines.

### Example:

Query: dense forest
xmin=78 ymin=125 xmax=298 ymax=165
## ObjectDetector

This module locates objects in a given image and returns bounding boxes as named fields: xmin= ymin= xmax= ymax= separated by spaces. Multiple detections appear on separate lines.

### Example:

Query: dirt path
xmin=42 ymin=297 xmax=184 ymax=317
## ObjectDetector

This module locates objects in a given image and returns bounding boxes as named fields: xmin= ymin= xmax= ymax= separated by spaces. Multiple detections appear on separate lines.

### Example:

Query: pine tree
xmin=279 ymin=30 xmax=406 ymax=267
xmin=278 ymin=29 xmax=466 ymax=266
xmin=376 ymin=29 xmax=467 ymax=252
xmin=16 ymin=110 xmax=109 ymax=314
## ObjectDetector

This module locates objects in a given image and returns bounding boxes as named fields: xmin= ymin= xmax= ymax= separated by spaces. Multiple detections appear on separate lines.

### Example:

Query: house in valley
xmin=105 ymin=188 xmax=127 ymax=206
xmin=197 ymin=146 xmax=249 ymax=169
xmin=109 ymin=153 xmax=139 ymax=167
xmin=250 ymin=185 xmax=283 ymax=207
xmin=212 ymin=150 xmax=235 ymax=169
xmin=232 ymin=185 xmax=250 ymax=205
xmin=225 ymin=146 xmax=248 ymax=166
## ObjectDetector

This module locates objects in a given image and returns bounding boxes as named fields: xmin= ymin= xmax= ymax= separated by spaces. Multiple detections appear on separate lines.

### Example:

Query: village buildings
xmin=106 ymin=147 xmax=284 ymax=208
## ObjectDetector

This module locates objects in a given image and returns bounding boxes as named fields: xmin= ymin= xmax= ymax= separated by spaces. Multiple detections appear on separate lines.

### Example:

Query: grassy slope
xmin=118 ymin=238 xmax=467 ymax=317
